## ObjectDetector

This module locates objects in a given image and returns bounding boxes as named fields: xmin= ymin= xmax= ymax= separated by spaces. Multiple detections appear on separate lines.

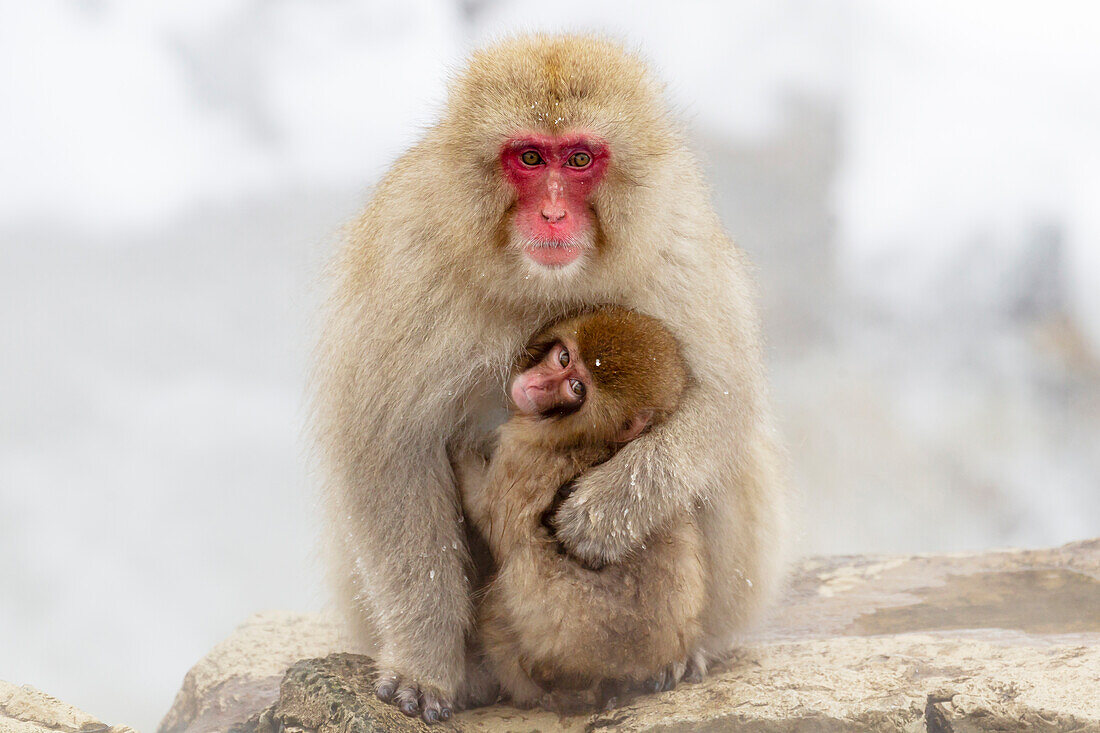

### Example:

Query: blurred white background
xmin=2 ymin=1 xmax=1098 ymax=730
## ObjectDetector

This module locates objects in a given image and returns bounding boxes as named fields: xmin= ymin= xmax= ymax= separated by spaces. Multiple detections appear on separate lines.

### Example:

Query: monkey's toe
xmin=647 ymin=660 xmax=687 ymax=693
xmin=420 ymin=687 xmax=452 ymax=724
xmin=374 ymin=670 xmax=455 ymax=724
xmin=683 ymin=652 xmax=708 ymax=685
xmin=667 ymin=659 xmax=687 ymax=688
xmin=375 ymin=671 xmax=399 ymax=702
xmin=394 ymin=684 xmax=420 ymax=717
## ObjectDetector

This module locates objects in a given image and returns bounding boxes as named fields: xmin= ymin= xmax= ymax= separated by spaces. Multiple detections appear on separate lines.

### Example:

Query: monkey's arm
xmin=453 ymin=448 xmax=491 ymax=533
xmin=327 ymin=428 xmax=472 ymax=720
xmin=456 ymin=441 xmax=567 ymax=560
xmin=318 ymin=281 xmax=480 ymax=722
xmin=553 ymin=383 xmax=740 ymax=566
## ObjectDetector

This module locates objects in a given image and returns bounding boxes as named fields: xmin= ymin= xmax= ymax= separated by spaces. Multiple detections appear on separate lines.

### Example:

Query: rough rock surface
xmin=0 ymin=681 xmax=137 ymax=733
xmin=155 ymin=613 xmax=342 ymax=733
xmin=7 ymin=540 xmax=1099 ymax=732
xmin=157 ymin=539 xmax=1100 ymax=732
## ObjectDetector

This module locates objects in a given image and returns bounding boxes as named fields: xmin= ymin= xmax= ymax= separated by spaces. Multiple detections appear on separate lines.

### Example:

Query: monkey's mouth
xmin=523 ymin=240 xmax=585 ymax=267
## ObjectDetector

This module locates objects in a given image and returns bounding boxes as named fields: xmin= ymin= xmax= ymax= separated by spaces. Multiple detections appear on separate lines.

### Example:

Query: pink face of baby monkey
xmin=510 ymin=337 xmax=591 ymax=415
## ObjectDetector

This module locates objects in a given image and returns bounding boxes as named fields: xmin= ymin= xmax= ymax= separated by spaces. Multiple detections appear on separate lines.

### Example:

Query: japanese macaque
xmin=314 ymin=34 xmax=789 ymax=723
xmin=457 ymin=308 xmax=706 ymax=708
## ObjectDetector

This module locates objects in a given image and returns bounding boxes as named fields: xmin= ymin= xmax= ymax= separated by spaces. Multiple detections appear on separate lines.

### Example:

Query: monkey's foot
xmin=683 ymin=650 xmax=709 ymax=684
xmin=645 ymin=651 xmax=708 ymax=694
xmin=645 ymin=659 xmax=687 ymax=694
xmin=375 ymin=670 xmax=454 ymax=724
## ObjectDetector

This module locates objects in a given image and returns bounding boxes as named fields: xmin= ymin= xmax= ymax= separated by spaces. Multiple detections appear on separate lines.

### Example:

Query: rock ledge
xmin=161 ymin=539 xmax=1100 ymax=732
xmin=5 ymin=540 xmax=1098 ymax=732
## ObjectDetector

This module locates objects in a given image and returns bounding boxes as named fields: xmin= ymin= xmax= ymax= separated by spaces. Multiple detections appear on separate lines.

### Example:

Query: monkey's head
xmin=510 ymin=307 xmax=688 ymax=447
xmin=439 ymin=35 xmax=679 ymax=297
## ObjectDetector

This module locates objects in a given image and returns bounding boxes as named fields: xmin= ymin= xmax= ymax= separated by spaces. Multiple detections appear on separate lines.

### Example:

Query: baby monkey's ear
xmin=615 ymin=409 xmax=655 ymax=443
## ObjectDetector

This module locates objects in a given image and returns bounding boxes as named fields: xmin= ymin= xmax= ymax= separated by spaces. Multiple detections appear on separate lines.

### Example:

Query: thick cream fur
xmin=313 ymin=34 xmax=790 ymax=704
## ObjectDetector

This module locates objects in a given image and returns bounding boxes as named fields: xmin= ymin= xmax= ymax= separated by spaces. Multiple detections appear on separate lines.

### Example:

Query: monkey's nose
xmin=526 ymin=383 xmax=550 ymax=399
xmin=541 ymin=206 xmax=567 ymax=223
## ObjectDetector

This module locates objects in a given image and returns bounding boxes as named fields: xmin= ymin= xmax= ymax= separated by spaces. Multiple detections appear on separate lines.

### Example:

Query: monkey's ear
xmin=615 ymin=409 xmax=654 ymax=443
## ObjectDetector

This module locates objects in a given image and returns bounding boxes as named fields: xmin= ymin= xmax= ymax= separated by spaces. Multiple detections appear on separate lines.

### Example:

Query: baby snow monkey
xmin=457 ymin=307 xmax=706 ymax=709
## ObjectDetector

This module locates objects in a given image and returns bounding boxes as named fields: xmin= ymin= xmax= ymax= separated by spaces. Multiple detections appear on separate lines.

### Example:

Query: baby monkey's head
xmin=510 ymin=307 xmax=688 ymax=447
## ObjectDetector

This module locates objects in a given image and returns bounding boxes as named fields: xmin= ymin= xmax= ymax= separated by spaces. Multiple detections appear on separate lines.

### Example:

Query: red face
xmin=500 ymin=133 xmax=609 ymax=268
xmin=510 ymin=339 xmax=591 ymax=415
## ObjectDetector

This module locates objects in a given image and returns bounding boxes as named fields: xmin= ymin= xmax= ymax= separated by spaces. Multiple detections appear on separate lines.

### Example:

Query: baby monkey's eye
xmin=569 ymin=379 xmax=586 ymax=399
xmin=567 ymin=151 xmax=591 ymax=168
xmin=558 ymin=348 xmax=570 ymax=368
xmin=521 ymin=150 xmax=543 ymax=166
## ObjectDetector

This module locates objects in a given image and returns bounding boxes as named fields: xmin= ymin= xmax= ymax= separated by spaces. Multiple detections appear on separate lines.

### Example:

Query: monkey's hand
xmin=552 ymin=428 xmax=681 ymax=566
xmin=552 ymin=390 xmax=721 ymax=566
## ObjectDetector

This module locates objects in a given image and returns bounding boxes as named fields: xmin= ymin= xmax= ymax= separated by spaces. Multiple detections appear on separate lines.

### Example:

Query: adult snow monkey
xmin=313 ymin=34 xmax=789 ymax=723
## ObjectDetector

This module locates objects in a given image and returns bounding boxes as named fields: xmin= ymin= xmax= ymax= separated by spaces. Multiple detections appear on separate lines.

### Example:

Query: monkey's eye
xmin=521 ymin=150 xmax=543 ymax=166
xmin=569 ymin=379 xmax=586 ymax=400
xmin=558 ymin=347 xmax=570 ymax=368
xmin=567 ymin=151 xmax=591 ymax=168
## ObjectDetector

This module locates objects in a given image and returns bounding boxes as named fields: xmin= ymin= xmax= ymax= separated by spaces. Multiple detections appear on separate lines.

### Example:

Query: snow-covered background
xmin=2 ymin=1 xmax=1098 ymax=729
